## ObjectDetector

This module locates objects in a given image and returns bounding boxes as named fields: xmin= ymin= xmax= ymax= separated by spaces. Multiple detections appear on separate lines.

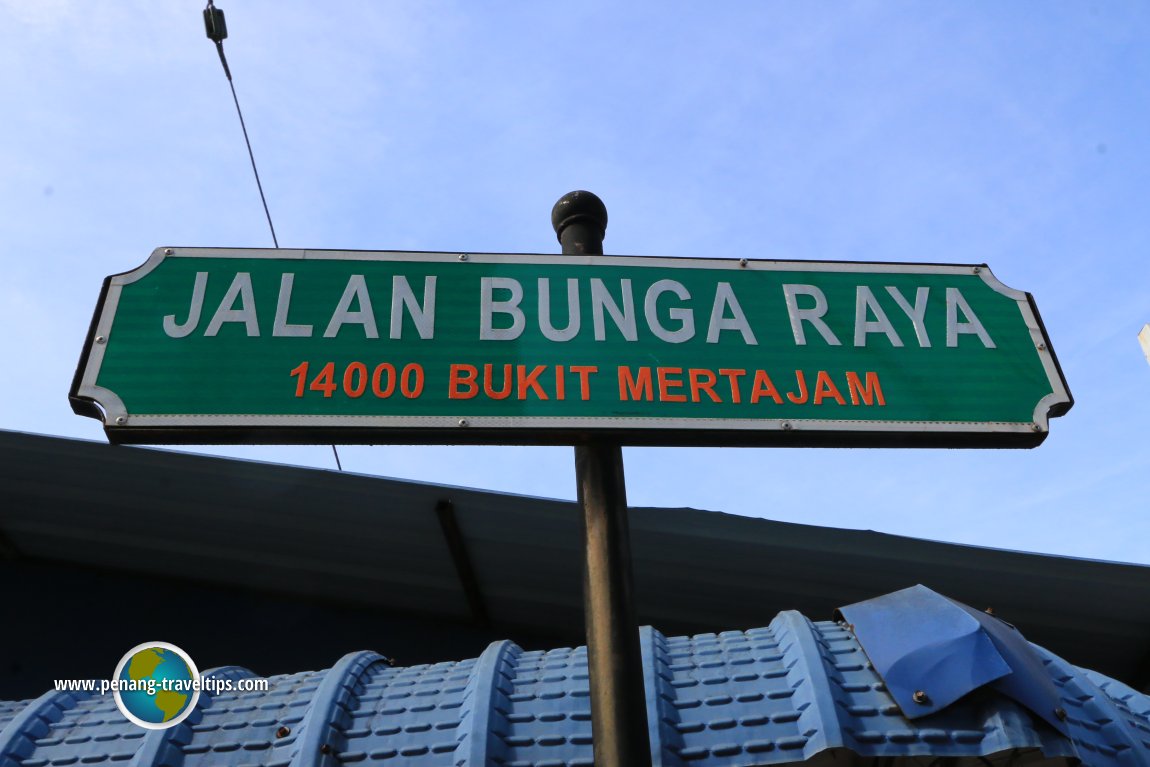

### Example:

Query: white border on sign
xmin=75 ymin=247 xmax=1072 ymax=436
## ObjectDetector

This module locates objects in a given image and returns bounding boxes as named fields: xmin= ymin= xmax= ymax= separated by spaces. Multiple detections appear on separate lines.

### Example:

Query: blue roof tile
xmin=5 ymin=607 xmax=1149 ymax=767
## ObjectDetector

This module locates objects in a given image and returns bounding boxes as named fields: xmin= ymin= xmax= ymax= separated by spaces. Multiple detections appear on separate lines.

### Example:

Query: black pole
xmin=552 ymin=191 xmax=652 ymax=767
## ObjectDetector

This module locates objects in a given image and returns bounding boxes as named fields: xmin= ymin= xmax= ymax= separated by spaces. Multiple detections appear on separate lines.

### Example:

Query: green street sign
xmin=71 ymin=247 xmax=1071 ymax=447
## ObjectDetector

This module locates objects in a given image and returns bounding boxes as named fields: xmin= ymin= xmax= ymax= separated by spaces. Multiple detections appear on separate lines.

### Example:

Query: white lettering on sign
xmin=156 ymin=268 xmax=999 ymax=353
xmin=538 ymin=278 xmax=580 ymax=342
xmin=590 ymin=278 xmax=637 ymax=341
xmin=480 ymin=277 xmax=526 ymax=341
xmin=644 ymin=280 xmax=695 ymax=344
xmin=274 ymin=273 xmax=313 ymax=337
xmin=886 ymin=286 xmax=931 ymax=347
xmin=390 ymin=276 xmax=436 ymax=340
xmin=854 ymin=286 xmax=902 ymax=347
xmin=946 ymin=287 xmax=995 ymax=348
xmin=205 ymin=272 xmax=260 ymax=337
xmin=707 ymin=282 xmax=757 ymax=345
xmin=783 ymin=284 xmax=842 ymax=346
xmin=163 ymin=272 xmax=209 ymax=338
xmin=324 ymin=274 xmax=378 ymax=339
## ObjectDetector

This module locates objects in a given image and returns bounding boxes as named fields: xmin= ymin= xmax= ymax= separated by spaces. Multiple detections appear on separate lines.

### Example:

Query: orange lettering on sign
xmin=750 ymin=370 xmax=783 ymax=404
xmin=689 ymin=368 xmax=721 ymax=403
xmin=290 ymin=362 xmax=309 ymax=398
xmin=343 ymin=362 xmax=368 ymax=398
xmin=399 ymin=364 xmax=424 ymax=398
xmin=517 ymin=365 xmax=548 ymax=400
xmin=658 ymin=367 xmax=686 ymax=402
xmin=718 ymin=368 xmax=746 ymax=403
xmin=483 ymin=364 xmax=512 ymax=400
xmin=310 ymin=362 xmax=337 ymax=398
xmin=372 ymin=363 xmax=396 ymax=398
xmin=449 ymin=364 xmax=478 ymax=399
xmin=618 ymin=367 xmax=653 ymax=401
xmin=571 ymin=365 xmax=598 ymax=401
xmin=846 ymin=371 xmax=885 ymax=406
xmin=813 ymin=370 xmax=846 ymax=405
xmin=786 ymin=370 xmax=809 ymax=404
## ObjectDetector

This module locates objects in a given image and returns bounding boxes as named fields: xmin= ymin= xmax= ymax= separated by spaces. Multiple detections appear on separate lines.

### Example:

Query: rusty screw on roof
xmin=912 ymin=690 xmax=930 ymax=705
xmin=1055 ymin=707 xmax=1068 ymax=721
xmin=320 ymin=744 xmax=333 ymax=755
xmin=275 ymin=726 xmax=291 ymax=739
xmin=985 ymin=607 xmax=995 ymax=615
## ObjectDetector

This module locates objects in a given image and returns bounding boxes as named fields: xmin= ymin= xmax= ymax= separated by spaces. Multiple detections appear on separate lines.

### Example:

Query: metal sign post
xmin=553 ymin=191 xmax=652 ymax=767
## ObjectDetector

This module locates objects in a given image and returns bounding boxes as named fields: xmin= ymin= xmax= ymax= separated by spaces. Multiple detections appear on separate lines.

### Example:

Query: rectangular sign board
xmin=71 ymin=247 xmax=1071 ymax=447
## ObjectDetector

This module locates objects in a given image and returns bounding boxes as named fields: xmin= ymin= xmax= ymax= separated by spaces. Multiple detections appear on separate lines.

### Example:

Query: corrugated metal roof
xmin=3 ymin=608 xmax=1148 ymax=767
xmin=3 ymin=428 xmax=1150 ymax=692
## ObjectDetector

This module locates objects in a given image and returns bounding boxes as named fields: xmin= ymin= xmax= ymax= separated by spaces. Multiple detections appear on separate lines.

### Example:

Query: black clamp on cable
xmin=203 ymin=2 xmax=232 ymax=80
xmin=203 ymin=2 xmax=227 ymax=42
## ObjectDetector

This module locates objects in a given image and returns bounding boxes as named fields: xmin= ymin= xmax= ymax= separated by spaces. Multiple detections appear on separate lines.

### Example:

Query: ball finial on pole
xmin=552 ymin=191 xmax=608 ymax=255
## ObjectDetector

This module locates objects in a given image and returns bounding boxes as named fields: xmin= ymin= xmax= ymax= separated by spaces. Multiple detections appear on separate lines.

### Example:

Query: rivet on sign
xmin=973 ymin=266 xmax=981 ymax=274
xmin=95 ymin=336 xmax=106 ymax=345
xmin=458 ymin=253 xmax=469 ymax=261
xmin=739 ymin=259 xmax=748 ymax=268
xmin=458 ymin=418 xmax=469 ymax=427
xmin=1054 ymin=707 xmax=1068 ymax=721
xmin=912 ymin=690 xmax=930 ymax=705
xmin=115 ymin=416 xmax=126 ymax=425
xmin=164 ymin=248 xmax=173 ymax=255
xmin=1032 ymin=423 xmax=1042 ymax=432
xmin=1037 ymin=343 xmax=1046 ymax=351
xmin=781 ymin=421 xmax=793 ymax=431
xmin=275 ymin=726 xmax=291 ymax=739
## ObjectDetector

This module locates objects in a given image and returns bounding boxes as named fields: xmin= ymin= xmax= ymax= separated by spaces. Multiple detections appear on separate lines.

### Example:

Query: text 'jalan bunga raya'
xmin=162 ymin=272 xmax=997 ymax=349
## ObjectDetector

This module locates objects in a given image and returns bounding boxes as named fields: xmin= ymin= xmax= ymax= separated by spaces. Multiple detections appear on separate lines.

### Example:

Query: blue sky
xmin=2 ymin=2 xmax=1148 ymax=563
